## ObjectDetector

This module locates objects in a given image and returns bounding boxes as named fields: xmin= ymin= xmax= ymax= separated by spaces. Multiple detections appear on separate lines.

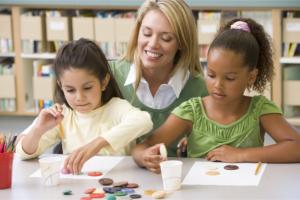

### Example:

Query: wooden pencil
xmin=254 ymin=162 xmax=262 ymax=175
xmin=59 ymin=123 xmax=64 ymax=140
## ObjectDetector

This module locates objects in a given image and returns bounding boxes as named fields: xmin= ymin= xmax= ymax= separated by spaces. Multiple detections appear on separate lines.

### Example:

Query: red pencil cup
xmin=0 ymin=152 xmax=14 ymax=189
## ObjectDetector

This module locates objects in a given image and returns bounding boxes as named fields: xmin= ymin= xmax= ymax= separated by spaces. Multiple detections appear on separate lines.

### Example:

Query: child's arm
xmin=17 ymin=104 xmax=63 ymax=156
xmin=132 ymin=114 xmax=192 ymax=173
xmin=63 ymin=100 xmax=153 ymax=174
xmin=207 ymin=114 xmax=300 ymax=163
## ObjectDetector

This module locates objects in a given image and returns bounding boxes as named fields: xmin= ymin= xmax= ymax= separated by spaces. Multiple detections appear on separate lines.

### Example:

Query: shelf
xmin=2 ymin=0 xmax=300 ymax=9
xmin=21 ymin=53 xmax=56 ymax=59
xmin=286 ymin=117 xmax=300 ymax=126
xmin=280 ymin=57 xmax=300 ymax=64
xmin=0 ymin=53 xmax=15 ymax=57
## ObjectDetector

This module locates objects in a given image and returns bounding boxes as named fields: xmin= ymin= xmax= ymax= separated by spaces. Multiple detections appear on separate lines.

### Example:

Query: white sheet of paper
xmin=30 ymin=155 xmax=124 ymax=179
xmin=182 ymin=161 xmax=266 ymax=186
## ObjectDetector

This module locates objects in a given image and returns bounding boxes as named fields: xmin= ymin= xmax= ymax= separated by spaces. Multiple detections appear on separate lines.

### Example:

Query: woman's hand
xmin=63 ymin=137 xmax=107 ymax=174
xmin=140 ymin=143 xmax=166 ymax=174
xmin=206 ymin=145 xmax=244 ymax=163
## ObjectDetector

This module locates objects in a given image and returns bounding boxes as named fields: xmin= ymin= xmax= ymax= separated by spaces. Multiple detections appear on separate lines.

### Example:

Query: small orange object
xmin=89 ymin=193 xmax=105 ymax=198
xmin=84 ymin=188 xmax=96 ymax=194
xmin=87 ymin=171 xmax=102 ymax=176
xmin=80 ymin=197 xmax=92 ymax=200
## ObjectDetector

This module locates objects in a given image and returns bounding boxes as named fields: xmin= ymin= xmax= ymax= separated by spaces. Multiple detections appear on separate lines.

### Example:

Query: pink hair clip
xmin=230 ymin=21 xmax=250 ymax=32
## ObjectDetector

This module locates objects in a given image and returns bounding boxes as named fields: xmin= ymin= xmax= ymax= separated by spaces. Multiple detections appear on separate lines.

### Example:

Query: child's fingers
xmin=54 ymin=103 xmax=63 ymax=112
xmin=72 ymin=152 xmax=85 ymax=174
xmin=65 ymin=152 xmax=81 ymax=174
xmin=63 ymin=156 xmax=70 ymax=171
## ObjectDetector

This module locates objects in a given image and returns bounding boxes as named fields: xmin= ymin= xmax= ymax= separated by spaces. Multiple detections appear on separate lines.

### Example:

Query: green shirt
xmin=109 ymin=59 xmax=208 ymax=156
xmin=172 ymin=95 xmax=282 ymax=158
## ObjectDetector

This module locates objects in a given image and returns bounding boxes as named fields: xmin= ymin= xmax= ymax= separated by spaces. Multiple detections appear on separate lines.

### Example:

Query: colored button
xmin=62 ymin=189 xmax=72 ymax=195
xmin=129 ymin=194 xmax=142 ymax=199
xmin=84 ymin=187 xmax=96 ymax=194
xmin=99 ymin=178 xmax=114 ymax=186
xmin=87 ymin=171 xmax=103 ymax=176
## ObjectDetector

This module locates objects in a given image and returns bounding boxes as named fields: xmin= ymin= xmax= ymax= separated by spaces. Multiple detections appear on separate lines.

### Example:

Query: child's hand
xmin=34 ymin=104 xmax=64 ymax=134
xmin=206 ymin=145 xmax=244 ymax=163
xmin=141 ymin=143 xmax=166 ymax=174
xmin=63 ymin=139 xmax=102 ymax=174
xmin=177 ymin=137 xmax=188 ymax=157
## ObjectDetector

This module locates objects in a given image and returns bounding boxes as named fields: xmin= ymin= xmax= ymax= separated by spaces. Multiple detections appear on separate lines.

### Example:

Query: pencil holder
xmin=0 ymin=152 xmax=14 ymax=189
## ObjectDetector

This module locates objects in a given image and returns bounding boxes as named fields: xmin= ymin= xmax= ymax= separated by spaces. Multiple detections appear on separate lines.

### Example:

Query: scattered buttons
xmin=99 ymin=178 xmax=114 ymax=186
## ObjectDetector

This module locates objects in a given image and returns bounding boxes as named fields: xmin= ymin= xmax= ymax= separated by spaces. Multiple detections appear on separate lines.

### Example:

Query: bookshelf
xmin=0 ymin=1 xmax=299 ymax=122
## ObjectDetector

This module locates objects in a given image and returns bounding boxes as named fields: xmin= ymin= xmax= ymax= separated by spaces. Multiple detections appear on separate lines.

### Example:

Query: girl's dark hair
xmin=208 ymin=18 xmax=274 ymax=93
xmin=53 ymin=38 xmax=122 ymax=108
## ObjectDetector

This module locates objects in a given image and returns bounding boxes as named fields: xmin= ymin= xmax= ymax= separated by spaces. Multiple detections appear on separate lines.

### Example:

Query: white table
xmin=1 ymin=155 xmax=300 ymax=200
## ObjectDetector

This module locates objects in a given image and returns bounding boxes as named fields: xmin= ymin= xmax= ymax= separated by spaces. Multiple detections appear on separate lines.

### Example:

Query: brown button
xmin=224 ymin=164 xmax=239 ymax=170
xmin=126 ymin=183 xmax=139 ymax=188
xmin=113 ymin=181 xmax=128 ymax=187
xmin=98 ymin=178 xmax=113 ymax=186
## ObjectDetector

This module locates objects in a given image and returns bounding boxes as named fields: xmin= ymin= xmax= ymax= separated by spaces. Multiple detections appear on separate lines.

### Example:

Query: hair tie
xmin=230 ymin=21 xmax=250 ymax=32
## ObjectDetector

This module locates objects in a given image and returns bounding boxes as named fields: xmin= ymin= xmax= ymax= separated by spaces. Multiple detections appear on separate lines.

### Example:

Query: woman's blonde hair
xmin=124 ymin=0 xmax=202 ymax=89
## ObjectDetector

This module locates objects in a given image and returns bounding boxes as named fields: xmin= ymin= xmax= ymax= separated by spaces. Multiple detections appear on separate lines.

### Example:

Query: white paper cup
xmin=160 ymin=160 xmax=183 ymax=191
xmin=39 ymin=156 xmax=62 ymax=186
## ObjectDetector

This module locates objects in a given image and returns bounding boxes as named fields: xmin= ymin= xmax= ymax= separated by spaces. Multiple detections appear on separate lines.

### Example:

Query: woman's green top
xmin=172 ymin=95 xmax=282 ymax=157
xmin=109 ymin=59 xmax=208 ymax=156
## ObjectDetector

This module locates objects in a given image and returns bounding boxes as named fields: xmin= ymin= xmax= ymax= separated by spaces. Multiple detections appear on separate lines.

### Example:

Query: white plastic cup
xmin=39 ymin=156 xmax=62 ymax=186
xmin=160 ymin=160 xmax=183 ymax=191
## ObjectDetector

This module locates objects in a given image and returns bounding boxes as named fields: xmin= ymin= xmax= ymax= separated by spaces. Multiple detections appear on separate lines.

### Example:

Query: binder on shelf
xmin=283 ymin=65 xmax=300 ymax=106
xmin=72 ymin=17 xmax=95 ymax=40
xmin=95 ymin=18 xmax=115 ymax=42
xmin=21 ymin=11 xmax=47 ymax=53
xmin=46 ymin=16 xmax=72 ymax=41
xmin=33 ymin=76 xmax=55 ymax=100
xmin=0 ymin=58 xmax=15 ymax=112
xmin=0 ymin=14 xmax=12 ymax=39
xmin=0 ymin=14 xmax=13 ymax=53
xmin=32 ymin=60 xmax=55 ymax=111
xmin=0 ymin=75 xmax=15 ymax=99
xmin=95 ymin=18 xmax=116 ymax=58
xmin=283 ymin=18 xmax=300 ymax=43
xmin=114 ymin=18 xmax=135 ymax=43
xmin=197 ymin=19 xmax=220 ymax=45
xmin=284 ymin=80 xmax=300 ymax=106
xmin=21 ymin=15 xmax=45 ymax=41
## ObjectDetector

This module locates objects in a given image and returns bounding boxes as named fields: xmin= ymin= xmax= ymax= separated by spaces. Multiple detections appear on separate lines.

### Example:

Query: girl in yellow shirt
xmin=16 ymin=38 xmax=153 ymax=174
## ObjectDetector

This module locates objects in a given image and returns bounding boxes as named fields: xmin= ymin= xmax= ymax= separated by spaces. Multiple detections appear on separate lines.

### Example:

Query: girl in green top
xmin=132 ymin=18 xmax=300 ymax=173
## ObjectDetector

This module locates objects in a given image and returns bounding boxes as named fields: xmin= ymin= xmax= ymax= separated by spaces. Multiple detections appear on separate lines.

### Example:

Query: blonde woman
xmin=110 ymin=0 xmax=207 ymax=156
